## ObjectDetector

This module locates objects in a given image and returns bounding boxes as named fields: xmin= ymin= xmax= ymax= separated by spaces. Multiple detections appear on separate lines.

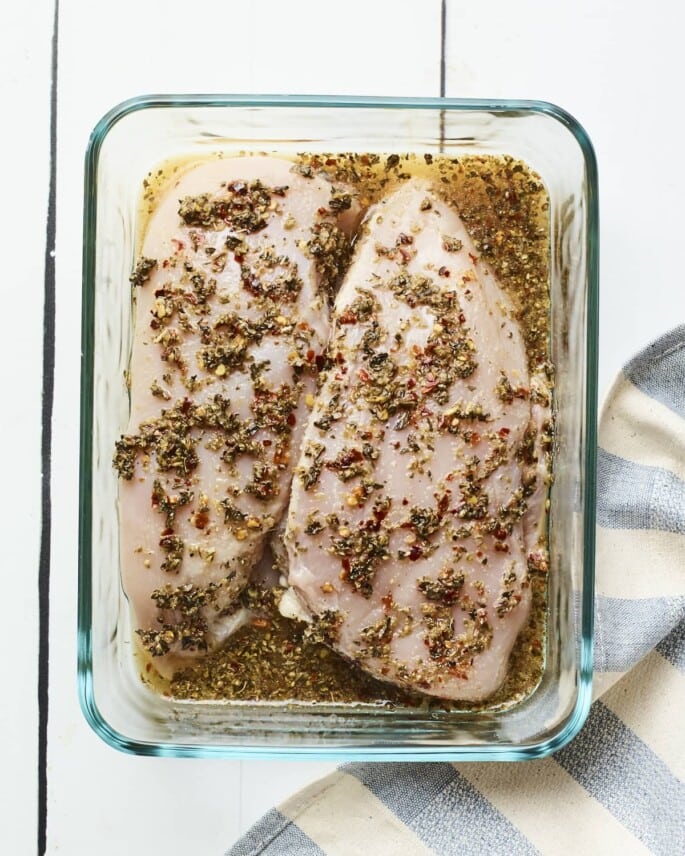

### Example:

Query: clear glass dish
xmin=79 ymin=95 xmax=598 ymax=760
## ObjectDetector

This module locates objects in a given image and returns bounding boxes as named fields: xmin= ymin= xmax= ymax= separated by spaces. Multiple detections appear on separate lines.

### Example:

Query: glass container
xmin=79 ymin=95 xmax=598 ymax=759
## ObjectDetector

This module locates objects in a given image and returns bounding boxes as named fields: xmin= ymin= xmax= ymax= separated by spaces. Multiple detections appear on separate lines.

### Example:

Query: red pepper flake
xmin=468 ymin=253 xmax=478 ymax=264
xmin=438 ymin=266 xmax=450 ymax=277
xmin=315 ymin=354 xmax=326 ymax=372
xmin=331 ymin=448 xmax=364 ymax=470
xmin=145 ymin=662 xmax=152 ymax=673
xmin=528 ymin=551 xmax=549 ymax=573
xmin=171 ymin=238 xmax=185 ymax=252
xmin=325 ymin=158 xmax=337 ymax=166
xmin=273 ymin=444 xmax=289 ymax=467
xmin=358 ymin=368 xmax=370 ymax=382
xmin=287 ymin=412 xmax=297 ymax=427
xmin=448 ymin=666 xmax=469 ymax=680
xmin=251 ymin=617 xmax=270 ymax=628
xmin=498 ymin=427 xmax=511 ymax=437
xmin=317 ymin=207 xmax=328 ymax=216
xmin=409 ymin=545 xmax=424 ymax=561
xmin=338 ymin=310 xmax=357 ymax=325
xmin=161 ymin=527 xmax=174 ymax=537
xmin=458 ymin=312 xmax=466 ymax=324
xmin=234 ymin=253 xmax=244 ymax=264
xmin=193 ymin=512 xmax=209 ymax=530
xmin=381 ymin=593 xmax=394 ymax=611
xmin=306 ymin=348 xmax=316 ymax=362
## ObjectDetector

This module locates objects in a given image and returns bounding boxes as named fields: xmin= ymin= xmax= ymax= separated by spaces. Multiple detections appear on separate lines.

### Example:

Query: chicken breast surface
xmin=114 ymin=156 xmax=357 ymax=674
xmin=284 ymin=181 xmax=549 ymax=701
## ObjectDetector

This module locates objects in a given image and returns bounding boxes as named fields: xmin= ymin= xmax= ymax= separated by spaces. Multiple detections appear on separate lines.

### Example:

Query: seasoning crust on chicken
xmin=114 ymin=156 xmax=358 ymax=674
xmin=284 ymin=181 xmax=550 ymax=701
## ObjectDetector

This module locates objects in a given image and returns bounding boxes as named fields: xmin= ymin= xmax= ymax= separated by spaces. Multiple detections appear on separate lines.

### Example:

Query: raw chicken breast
xmin=284 ymin=181 xmax=550 ymax=701
xmin=114 ymin=156 xmax=357 ymax=674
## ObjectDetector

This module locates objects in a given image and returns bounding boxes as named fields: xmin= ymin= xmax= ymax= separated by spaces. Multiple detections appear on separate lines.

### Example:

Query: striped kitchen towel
xmin=228 ymin=326 xmax=685 ymax=856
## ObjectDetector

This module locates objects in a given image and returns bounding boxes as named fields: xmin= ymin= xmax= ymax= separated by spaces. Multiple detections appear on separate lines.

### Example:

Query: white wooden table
xmin=4 ymin=1 xmax=684 ymax=853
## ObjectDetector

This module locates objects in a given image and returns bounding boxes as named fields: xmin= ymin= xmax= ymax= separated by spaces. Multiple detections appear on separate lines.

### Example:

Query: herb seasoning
xmin=126 ymin=150 xmax=552 ymax=712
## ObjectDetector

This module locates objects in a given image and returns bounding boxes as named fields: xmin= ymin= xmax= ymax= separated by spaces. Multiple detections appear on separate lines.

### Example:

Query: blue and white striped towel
xmin=229 ymin=327 xmax=685 ymax=856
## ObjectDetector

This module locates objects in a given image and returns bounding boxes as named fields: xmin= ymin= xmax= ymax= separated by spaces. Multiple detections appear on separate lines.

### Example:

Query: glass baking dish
xmin=79 ymin=95 xmax=598 ymax=760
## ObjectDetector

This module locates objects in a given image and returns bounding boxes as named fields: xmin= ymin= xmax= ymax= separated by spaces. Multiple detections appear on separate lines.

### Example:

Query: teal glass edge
xmin=78 ymin=94 xmax=598 ymax=760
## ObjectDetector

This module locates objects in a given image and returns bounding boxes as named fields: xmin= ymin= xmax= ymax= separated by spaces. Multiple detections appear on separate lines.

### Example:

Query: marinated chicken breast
xmin=114 ymin=156 xmax=358 ymax=674
xmin=284 ymin=181 xmax=550 ymax=701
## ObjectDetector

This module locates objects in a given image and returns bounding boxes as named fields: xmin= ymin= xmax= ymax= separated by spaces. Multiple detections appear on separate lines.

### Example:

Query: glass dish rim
xmin=79 ymin=93 xmax=598 ymax=761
